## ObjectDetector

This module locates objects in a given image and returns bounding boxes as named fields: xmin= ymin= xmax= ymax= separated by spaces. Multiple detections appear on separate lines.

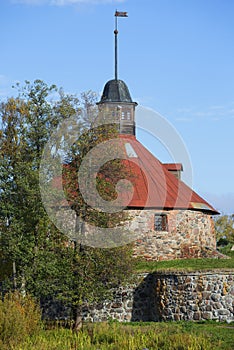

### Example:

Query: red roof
xmin=116 ymin=134 xmax=218 ymax=214
xmin=53 ymin=134 xmax=218 ymax=215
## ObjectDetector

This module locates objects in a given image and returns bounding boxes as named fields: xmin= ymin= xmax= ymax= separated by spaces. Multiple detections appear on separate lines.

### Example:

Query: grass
xmin=16 ymin=321 xmax=234 ymax=350
xmin=219 ymin=245 xmax=234 ymax=259
xmin=135 ymin=257 xmax=234 ymax=272
xmin=135 ymin=246 xmax=234 ymax=272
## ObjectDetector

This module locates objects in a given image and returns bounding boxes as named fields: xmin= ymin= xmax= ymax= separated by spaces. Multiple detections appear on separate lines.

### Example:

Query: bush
xmin=218 ymin=243 xmax=234 ymax=258
xmin=0 ymin=291 xmax=42 ymax=349
xmin=217 ymin=237 xmax=229 ymax=246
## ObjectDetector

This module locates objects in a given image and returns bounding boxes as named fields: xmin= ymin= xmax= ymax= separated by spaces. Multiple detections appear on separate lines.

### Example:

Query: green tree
xmin=60 ymin=122 xmax=134 ymax=330
xmin=0 ymin=80 xmax=79 ymax=291
xmin=215 ymin=214 xmax=234 ymax=245
xmin=0 ymin=80 xmax=134 ymax=331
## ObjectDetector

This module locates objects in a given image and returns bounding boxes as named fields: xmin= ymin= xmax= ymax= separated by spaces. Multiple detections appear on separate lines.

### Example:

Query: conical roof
xmin=53 ymin=133 xmax=218 ymax=215
xmin=116 ymin=134 xmax=219 ymax=214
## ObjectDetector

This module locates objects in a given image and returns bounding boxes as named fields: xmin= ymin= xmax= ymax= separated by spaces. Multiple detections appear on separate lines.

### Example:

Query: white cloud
xmin=52 ymin=0 xmax=125 ymax=4
xmin=175 ymin=102 xmax=234 ymax=123
xmin=176 ymin=107 xmax=192 ymax=113
xmin=208 ymin=105 xmax=225 ymax=110
xmin=175 ymin=117 xmax=193 ymax=122
xmin=12 ymin=0 xmax=46 ymax=4
xmin=193 ymin=111 xmax=214 ymax=117
xmin=12 ymin=0 xmax=125 ymax=5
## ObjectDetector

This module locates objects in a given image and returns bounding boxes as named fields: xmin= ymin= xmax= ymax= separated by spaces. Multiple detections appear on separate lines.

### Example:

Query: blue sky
xmin=1 ymin=0 xmax=234 ymax=214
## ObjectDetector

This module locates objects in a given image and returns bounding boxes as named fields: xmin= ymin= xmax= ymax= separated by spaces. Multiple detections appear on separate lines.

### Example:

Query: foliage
xmin=62 ymin=123 xmax=133 ymax=229
xmin=0 ymin=80 xmax=79 ymax=288
xmin=215 ymin=214 xmax=234 ymax=245
xmin=218 ymin=244 xmax=234 ymax=259
xmin=0 ymin=80 xmax=134 ymax=330
xmin=0 ymin=291 xmax=42 ymax=350
xmin=10 ymin=321 xmax=234 ymax=350
xmin=0 ymin=250 xmax=12 ymax=281
xmin=51 ymin=122 xmax=135 ymax=328
xmin=135 ymin=257 xmax=234 ymax=272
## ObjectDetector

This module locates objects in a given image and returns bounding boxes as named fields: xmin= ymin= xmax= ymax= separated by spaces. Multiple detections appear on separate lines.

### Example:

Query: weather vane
xmin=114 ymin=10 xmax=128 ymax=80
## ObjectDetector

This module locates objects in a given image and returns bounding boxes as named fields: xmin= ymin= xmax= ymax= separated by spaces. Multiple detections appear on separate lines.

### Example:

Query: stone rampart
xmin=43 ymin=270 xmax=234 ymax=323
xmin=82 ymin=270 xmax=234 ymax=323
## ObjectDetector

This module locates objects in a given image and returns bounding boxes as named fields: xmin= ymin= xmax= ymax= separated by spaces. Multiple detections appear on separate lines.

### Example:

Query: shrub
xmin=0 ymin=291 xmax=42 ymax=349
xmin=217 ymin=237 xmax=229 ymax=246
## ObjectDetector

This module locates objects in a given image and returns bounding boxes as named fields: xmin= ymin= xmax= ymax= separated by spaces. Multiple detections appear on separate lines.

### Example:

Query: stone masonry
xmin=128 ymin=209 xmax=216 ymax=261
xmin=82 ymin=271 xmax=234 ymax=323
xmin=54 ymin=207 xmax=216 ymax=261
xmin=43 ymin=271 xmax=234 ymax=323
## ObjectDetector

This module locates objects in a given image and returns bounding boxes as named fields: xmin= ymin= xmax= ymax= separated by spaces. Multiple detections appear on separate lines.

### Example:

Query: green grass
xmin=219 ymin=245 xmax=234 ymax=259
xmin=16 ymin=321 xmax=234 ymax=350
xmin=135 ymin=256 xmax=234 ymax=272
xmin=134 ymin=245 xmax=234 ymax=272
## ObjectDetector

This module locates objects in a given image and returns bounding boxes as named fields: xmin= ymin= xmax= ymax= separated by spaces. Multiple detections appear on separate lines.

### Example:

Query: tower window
xmin=127 ymin=111 xmax=131 ymax=120
xmin=154 ymin=214 xmax=168 ymax=231
xmin=121 ymin=111 xmax=125 ymax=119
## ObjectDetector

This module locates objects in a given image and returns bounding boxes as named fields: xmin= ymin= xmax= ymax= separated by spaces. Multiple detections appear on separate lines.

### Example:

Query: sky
xmin=1 ymin=0 xmax=234 ymax=214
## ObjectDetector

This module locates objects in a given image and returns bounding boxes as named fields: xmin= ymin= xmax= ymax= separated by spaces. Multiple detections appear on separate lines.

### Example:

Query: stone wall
xmin=43 ymin=271 xmax=234 ymax=324
xmin=54 ymin=207 xmax=216 ymax=261
xmin=153 ymin=271 xmax=234 ymax=322
xmin=81 ymin=271 xmax=234 ymax=323
xmin=128 ymin=209 xmax=216 ymax=261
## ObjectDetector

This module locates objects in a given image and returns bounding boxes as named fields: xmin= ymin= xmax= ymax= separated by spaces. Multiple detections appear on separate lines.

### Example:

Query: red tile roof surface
xmin=117 ymin=135 xmax=218 ymax=214
xmin=52 ymin=134 xmax=218 ymax=215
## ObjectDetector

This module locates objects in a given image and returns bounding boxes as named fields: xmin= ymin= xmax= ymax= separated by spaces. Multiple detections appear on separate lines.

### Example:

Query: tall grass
xmin=17 ymin=321 xmax=234 ymax=350
xmin=0 ymin=291 xmax=42 ymax=350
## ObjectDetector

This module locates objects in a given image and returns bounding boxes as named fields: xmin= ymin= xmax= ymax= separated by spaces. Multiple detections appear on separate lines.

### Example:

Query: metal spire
xmin=114 ymin=10 xmax=128 ymax=81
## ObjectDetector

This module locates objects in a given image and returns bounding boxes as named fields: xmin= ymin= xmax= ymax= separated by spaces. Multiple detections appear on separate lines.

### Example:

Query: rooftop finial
xmin=114 ymin=10 xmax=128 ymax=81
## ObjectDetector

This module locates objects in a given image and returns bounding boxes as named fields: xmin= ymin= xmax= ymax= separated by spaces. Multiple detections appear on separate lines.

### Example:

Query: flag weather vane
xmin=114 ymin=10 xmax=128 ymax=80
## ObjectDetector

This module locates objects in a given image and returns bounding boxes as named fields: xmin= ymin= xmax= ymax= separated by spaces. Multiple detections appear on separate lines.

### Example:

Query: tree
xmin=0 ymin=80 xmax=134 ymax=330
xmin=60 ymin=122 xmax=135 ymax=330
xmin=0 ymin=80 xmax=79 ymax=291
xmin=215 ymin=214 xmax=234 ymax=246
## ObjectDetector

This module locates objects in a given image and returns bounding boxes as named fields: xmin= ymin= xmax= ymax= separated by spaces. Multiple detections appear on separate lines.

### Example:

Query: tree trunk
xmin=12 ymin=261 xmax=17 ymax=290
xmin=72 ymin=305 xmax=83 ymax=332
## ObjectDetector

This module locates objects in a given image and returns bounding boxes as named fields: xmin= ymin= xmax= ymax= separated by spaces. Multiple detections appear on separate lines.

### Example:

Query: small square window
xmin=154 ymin=214 xmax=168 ymax=231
